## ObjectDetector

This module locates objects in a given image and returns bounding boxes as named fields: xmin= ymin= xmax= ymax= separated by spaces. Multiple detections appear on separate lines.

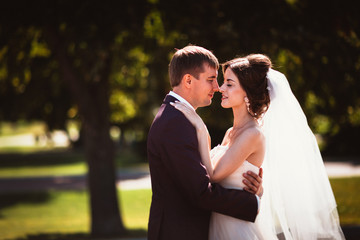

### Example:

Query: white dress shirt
xmin=168 ymin=91 xmax=195 ymax=111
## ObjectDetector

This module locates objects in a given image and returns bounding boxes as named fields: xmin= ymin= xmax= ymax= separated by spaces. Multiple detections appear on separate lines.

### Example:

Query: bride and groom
xmin=147 ymin=45 xmax=345 ymax=239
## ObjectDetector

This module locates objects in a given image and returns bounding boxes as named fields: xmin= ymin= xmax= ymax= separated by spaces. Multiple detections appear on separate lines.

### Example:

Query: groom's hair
xmin=169 ymin=45 xmax=219 ymax=87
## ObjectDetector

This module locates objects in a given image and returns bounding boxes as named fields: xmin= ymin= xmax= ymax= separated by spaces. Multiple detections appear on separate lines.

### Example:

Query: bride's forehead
xmin=223 ymin=69 xmax=239 ymax=82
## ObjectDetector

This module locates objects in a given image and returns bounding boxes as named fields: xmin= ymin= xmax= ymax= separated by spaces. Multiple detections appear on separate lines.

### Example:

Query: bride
xmin=171 ymin=54 xmax=345 ymax=239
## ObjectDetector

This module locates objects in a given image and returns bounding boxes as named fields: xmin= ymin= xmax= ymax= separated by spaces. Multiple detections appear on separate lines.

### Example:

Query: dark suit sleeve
xmin=158 ymin=106 xmax=258 ymax=222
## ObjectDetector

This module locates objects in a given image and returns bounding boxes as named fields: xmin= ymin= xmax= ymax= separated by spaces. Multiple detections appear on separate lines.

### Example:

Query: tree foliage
xmin=151 ymin=0 xmax=360 ymax=155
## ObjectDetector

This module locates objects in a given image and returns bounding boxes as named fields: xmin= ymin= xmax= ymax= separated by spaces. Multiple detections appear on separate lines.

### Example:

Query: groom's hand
xmin=243 ymin=168 xmax=263 ymax=198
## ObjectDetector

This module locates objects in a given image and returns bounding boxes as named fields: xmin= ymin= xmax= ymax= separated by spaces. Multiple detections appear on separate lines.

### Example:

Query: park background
xmin=0 ymin=0 xmax=359 ymax=239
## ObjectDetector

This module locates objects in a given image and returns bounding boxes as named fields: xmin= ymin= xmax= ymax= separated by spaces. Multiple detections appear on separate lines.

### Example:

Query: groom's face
xmin=190 ymin=63 xmax=219 ymax=108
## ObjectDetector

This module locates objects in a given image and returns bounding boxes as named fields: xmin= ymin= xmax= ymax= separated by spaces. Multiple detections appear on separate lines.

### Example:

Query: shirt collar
xmin=168 ymin=91 xmax=195 ymax=111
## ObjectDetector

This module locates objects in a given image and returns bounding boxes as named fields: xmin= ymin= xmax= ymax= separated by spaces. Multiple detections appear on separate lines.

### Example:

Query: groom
xmin=147 ymin=45 xmax=263 ymax=240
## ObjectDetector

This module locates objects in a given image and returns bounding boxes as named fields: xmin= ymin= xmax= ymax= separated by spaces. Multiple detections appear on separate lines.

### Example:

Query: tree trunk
xmin=44 ymin=27 xmax=126 ymax=237
xmin=83 ymin=87 xmax=126 ymax=237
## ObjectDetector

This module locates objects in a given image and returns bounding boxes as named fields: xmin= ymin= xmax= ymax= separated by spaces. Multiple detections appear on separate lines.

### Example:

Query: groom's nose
xmin=213 ymin=81 xmax=220 ymax=92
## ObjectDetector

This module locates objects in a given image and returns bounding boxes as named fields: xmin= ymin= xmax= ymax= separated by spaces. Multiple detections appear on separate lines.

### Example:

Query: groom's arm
xmin=160 ymin=109 xmax=258 ymax=222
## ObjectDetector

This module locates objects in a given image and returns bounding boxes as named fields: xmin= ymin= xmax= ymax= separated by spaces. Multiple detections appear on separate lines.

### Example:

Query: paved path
xmin=323 ymin=161 xmax=360 ymax=178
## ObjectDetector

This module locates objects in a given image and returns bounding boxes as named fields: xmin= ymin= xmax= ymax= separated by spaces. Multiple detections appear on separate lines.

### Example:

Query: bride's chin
xmin=221 ymin=103 xmax=230 ymax=108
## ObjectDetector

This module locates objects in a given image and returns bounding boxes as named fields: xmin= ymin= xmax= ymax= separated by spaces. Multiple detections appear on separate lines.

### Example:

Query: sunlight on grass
xmin=330 ymin=176 xmax=360 ymax=225
xmin=0 ymin=147 xmax=147 ymax=178
xmin=0 ymin=191 xmax=89 ymax=240
xmin=120 ymin=189 xmax=151 ymax=229
xmin=0 ymin=150 xmax=87 ymax=178
xmin=0 ymin=146 xmax=67 ymax=153
xmin=0 ymin=121 xmax=47 ymax=137
xmin=0 ymin=162 xmax=87 ymax=178
xmin=0 ymin=189 xmax=151 ymax=240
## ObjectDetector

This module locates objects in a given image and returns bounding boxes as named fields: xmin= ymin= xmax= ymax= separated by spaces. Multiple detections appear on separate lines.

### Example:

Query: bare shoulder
xmin=230 ymin=126 xmax=265 ymax=154
xmin=237 ymin=126 xmax=264 ymax=144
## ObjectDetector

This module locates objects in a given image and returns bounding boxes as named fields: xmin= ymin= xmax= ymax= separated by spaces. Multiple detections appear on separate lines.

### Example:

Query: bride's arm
xmin=170 ymin=101 xmax=215 ymax=178
xmin=212 ymin=130 xmax=263 ymax=182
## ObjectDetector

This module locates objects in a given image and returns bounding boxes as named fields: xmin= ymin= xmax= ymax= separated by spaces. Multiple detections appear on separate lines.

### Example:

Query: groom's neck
xmin=172 ymin=88 xmax=197 ymax=110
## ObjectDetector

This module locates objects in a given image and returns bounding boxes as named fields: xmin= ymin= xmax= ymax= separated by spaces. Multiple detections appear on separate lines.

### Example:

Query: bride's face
xmin=220 ymin=68 xmax=246 ymax=109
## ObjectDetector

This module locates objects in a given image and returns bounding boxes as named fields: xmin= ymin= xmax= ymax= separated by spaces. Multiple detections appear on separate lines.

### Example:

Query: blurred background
xmin=0 ymin=0 xmax=359 ymax=239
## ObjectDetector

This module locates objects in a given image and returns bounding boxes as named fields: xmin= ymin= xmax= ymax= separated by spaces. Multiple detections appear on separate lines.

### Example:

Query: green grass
xmin=330 ymin=176 xmax=360 ymax=225
xmin=0 ymin=189 xmax=152 ymax=240
xmin=0 ymin=150 xmax=87 ymax=178
xmin=0 ymin=163 xmax=86 ymax=178
xmin=0 ymin=177 xmax=359 ymax=239
xmin=120 ymin=189 xmax=152 ymax=229
xmin=0 ymin=149 xmax=147 ymax=178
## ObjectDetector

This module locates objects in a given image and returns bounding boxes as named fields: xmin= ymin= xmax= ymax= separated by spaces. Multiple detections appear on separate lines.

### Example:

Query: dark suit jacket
xmin=147 ymin=95 xmax=258 ymax=240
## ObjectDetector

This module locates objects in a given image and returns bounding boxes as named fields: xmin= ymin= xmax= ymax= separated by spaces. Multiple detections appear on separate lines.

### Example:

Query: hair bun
xmin=248 ymin=54 xmax=272 ymax=74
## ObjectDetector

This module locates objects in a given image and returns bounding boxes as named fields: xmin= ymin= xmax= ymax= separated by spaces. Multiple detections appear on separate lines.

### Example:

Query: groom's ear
xmin=183 ymin=74 xmax=192 ymax=89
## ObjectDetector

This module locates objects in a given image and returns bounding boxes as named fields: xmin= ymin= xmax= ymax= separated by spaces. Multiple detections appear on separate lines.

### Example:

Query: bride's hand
xmin=170 ymin=101 xmax=206 ymax=131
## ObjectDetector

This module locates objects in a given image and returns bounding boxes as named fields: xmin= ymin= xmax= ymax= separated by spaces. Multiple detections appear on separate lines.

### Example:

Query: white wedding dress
xmin=209 ymin=145 xmax=277 ymax=240
xmin=208 ymin=69 xmax=345 ymax=240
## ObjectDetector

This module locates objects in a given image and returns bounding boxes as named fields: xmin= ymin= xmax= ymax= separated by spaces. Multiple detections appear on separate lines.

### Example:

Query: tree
xmin=0 ymin=0 xmax=149 ymax=237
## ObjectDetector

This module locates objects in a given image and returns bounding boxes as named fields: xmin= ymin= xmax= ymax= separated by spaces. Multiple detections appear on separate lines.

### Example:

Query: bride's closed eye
xmin=222 ymin=83 xmax=232 ymax=87
xmin=221 ymin=81 xmax=233 ymax=87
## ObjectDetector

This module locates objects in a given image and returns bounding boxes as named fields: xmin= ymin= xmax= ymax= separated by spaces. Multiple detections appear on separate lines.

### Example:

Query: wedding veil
xmin=258 ymin=69 xmax=345 ymax=239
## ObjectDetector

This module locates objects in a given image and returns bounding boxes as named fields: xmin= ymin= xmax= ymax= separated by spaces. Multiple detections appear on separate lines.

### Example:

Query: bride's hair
xmin=222 ymin=54 xmax=271 ymax=119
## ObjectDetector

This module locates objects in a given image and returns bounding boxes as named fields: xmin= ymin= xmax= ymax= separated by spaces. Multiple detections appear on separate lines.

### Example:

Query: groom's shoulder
xmin=154 ymin=102 xmax=188 ymax=125
xmin=148 ymin=102 xmax=197 ymax=148
xmin=152 ymin=95 xmax=184 ymax=120
xmin=150 ymin=103 xmax=193 ymax=135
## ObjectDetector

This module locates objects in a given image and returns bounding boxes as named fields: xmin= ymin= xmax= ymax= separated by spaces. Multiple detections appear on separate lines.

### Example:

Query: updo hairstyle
xmin=222 ymin=54 xmax=271 ymax=119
